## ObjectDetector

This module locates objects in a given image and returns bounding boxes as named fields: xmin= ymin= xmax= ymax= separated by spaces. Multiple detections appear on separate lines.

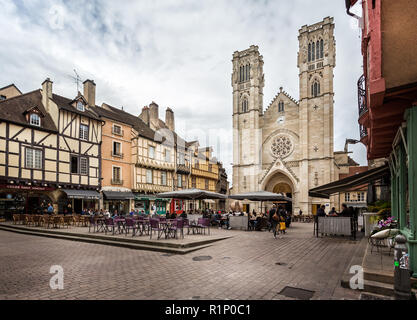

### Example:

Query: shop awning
xmin=62 ymin=189 xmax=101 ymax=200
xmin=134 ymin=194 xmax=166 ymax=201
xmin=309 ymin=165 xmax=390 ymax=199
xmin=204 ymin=199 xmax=216 ymax=204
xmin=103 ymin=191 xmax=135 ymax=200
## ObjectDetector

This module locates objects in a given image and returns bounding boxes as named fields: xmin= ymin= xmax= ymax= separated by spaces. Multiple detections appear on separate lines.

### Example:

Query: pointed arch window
xmin=242 ymin=97 xmax=248 ymax=113
xmin=308 ymin=43 xmax=311 ymax=62
xmin=311 ymin=80 xmax=320 ymax=97
xmin=320 ymin=39 xmax=324 ymax=59
xmin=316 ymin=40 xmax=320 ymax=60
xmin=311 ymin=42 xmax=315 ymax=61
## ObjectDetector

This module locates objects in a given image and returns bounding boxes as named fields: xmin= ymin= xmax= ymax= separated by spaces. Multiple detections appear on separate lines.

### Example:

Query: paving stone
xmin=0 ymin=223 xmax=361 ymax=300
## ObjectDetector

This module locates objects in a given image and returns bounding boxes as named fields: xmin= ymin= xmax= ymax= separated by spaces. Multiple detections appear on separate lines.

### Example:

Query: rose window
xmin=271 ymin=136 xmax=292 ymax=158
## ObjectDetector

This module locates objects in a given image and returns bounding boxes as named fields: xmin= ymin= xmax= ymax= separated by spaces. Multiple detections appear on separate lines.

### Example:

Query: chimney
xmin=83 ymin=79 xmax=96 ymax=107
xmin=165 ymin=107 xmax=175 ymax=131
xmin=149 ymin=101 xmax=159 ymax=128
xmin=139 ymin=106 xmax=150 ymax=125
xmin=42 ymin=78 xmax=53 ymax=112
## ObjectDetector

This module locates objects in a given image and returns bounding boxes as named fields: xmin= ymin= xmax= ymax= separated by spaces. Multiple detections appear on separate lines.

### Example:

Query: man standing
xmin=269 ymin=205 xmax=279 ymax=238
xmin=47 ymin=203 xmax=54 ymax=215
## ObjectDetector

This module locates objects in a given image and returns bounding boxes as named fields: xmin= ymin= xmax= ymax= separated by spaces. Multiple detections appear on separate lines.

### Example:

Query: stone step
xmin=0 ymin=223 xmax=230 ymax=249
xmin=360 ymin=292 xmax=393 ymax=300
xmin=0 ymin=224 xmax=214 ymax=254
xmin=364 ymin=268 xmax=417 ymax=285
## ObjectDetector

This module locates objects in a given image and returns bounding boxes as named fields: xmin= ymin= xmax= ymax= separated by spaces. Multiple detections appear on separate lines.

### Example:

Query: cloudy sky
xmin=0 ymin=0 xmax=365 ymax=184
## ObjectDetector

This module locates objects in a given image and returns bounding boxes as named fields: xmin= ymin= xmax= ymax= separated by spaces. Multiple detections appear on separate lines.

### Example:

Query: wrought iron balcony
xmin=358 ymin=74 xmax=368 ymax=117
xmin=111 ymin=179 xmax=123 ymax=185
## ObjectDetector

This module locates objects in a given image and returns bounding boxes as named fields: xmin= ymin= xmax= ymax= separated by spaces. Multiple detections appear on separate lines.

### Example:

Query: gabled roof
xmin=91 ymin=103 xmax=156 ymax=141
xmin=264 ymin=87 xmax=299 ymax=113
xmin=0 ymin=84 xmax=22 ymax=94
xmin=52 ymin=93 xmax=101 ymax=121
xmin=0 ymin=90 xmax=57 ymax=132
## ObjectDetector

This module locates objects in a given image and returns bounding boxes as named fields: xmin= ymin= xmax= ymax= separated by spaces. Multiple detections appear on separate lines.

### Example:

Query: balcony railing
xmin=111 ymin=179 xmax=123 ymax=185
xmin=359 ymin=124 xmax=368 ymax=139
xmin=358 ymin=74 xmax=368 ymax=117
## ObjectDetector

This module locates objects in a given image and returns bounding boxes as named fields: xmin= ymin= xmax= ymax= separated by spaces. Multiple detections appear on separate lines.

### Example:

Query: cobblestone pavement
xmin=0 ymin=222 xmax=360 ymax=300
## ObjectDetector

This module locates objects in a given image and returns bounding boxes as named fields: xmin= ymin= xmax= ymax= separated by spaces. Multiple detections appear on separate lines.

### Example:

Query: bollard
xmin=394 ymin=234 xmax=412 ymax=300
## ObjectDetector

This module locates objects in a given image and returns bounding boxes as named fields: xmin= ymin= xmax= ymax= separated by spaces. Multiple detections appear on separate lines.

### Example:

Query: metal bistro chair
xmin=104 ymin=218 xmax=116 ymax=235
xmin=183 ymin=218 xmax=193 ymax=235
xmin=12 ymin=214 xmax=20 ymax=225
xmin=149 ymin=218 xmax=165 ymax=240
xmin=167 ymin=219 xmax=184 ymax=239
xmin=197 ymin=218 xmax=210 ymax=235
xmin=124 ymin=218 xmax=138 ymax=236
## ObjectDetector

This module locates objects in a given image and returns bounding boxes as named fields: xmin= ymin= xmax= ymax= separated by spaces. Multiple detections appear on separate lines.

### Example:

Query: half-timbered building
xmin=0 ymin=79 xmax=102 ymax=216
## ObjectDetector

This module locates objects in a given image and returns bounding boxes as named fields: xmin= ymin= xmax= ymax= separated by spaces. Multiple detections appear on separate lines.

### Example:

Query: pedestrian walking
xmin=270 ymin=205 xmax=280 ymax=238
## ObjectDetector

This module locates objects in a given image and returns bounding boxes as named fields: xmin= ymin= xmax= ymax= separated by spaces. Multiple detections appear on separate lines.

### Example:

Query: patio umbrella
xmin=228 ymin=191 xmax=292 ymax=214
xmin=156 ymin=188 xmax=227 ymax=213
xmin=156 ymin=188 xmax=227 ymax=200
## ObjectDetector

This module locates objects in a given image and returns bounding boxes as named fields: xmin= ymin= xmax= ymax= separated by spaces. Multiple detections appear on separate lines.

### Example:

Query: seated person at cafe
xmin=317 ymin=205 xmax=326 ymax=217
xmin=179 ymin=211 xmax=187 ymax=219
xmin=338 ymin=204 xmax=351 ymax=217
xmin=129 ymin=209 xmax=135 ymax=216
xmin=213 ymin=212 xmax=222 ymax=228
xmin=328 ymin=207 xmax=337 ymax=216
xmin=112 ymin=210 xmax=119 ymax=218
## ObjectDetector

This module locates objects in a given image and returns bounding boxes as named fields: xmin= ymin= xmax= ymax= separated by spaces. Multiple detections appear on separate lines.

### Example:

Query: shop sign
xmin=0 ymin=184 xmax=54 ymax=191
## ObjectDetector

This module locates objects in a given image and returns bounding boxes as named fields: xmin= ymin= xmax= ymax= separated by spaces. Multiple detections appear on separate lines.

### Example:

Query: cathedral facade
xmin=232 ymin=17 xmax=339 ymax=215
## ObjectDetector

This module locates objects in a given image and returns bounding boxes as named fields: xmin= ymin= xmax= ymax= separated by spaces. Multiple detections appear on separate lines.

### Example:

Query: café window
xmin=161 ymin=171 xmax=167 ymax=186
xmin=113 ymin=141 xmax=122 ymax=156
xmin=79 ymin=124 xmax=89 ymax=140
xmin=71 ymin=156 xmax=87 ymax=174
xmin=148 ymin=146 xmax=155 ymax=159
xmin=76 ymin=101 xmax=85 ymax=112
xmin=112 ymin=124 xmax=122 ymax=135
xmin=25 ymin=148 xmax=42 ymax=169
xmin=113 ymin=166 xmax=121 ymax=182
xmin=146 ymin=169 xmax=153 ymax=184
xmin=30 ymin=113 xmax=41 ymax=126
xmin=79 ymin=157 xmax=88 ymax=175
xmin=345 ymin=193 xmax=350 ymax=202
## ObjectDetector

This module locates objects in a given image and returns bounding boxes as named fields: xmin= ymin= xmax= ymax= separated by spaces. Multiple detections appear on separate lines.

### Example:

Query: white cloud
xmin=0 ymin=0 xmax=367 ymax=183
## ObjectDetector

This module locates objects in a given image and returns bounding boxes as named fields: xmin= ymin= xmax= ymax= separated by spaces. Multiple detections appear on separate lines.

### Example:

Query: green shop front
xmin=134 ymin=194 xmax=167 ymax=215
xmin=389 ymin=106 xmax=417 ymax=277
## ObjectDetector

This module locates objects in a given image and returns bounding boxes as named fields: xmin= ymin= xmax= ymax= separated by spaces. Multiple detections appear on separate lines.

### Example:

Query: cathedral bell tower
xmin=297 ymin=16 xmax=336 ymax=214
xmin=232 ymin=45 xmax=264 ymax=194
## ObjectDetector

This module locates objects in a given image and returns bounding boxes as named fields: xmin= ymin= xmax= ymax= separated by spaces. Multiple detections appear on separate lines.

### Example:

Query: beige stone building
xmin=232 ymin=17 xmax=351 ymax=215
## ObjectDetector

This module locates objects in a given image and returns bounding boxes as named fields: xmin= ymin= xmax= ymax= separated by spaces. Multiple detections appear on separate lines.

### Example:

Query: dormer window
xmin=76 ymin=101 xmax=85 ymax=112
xmin=30 ymin=113 xmax=41 ymax=126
